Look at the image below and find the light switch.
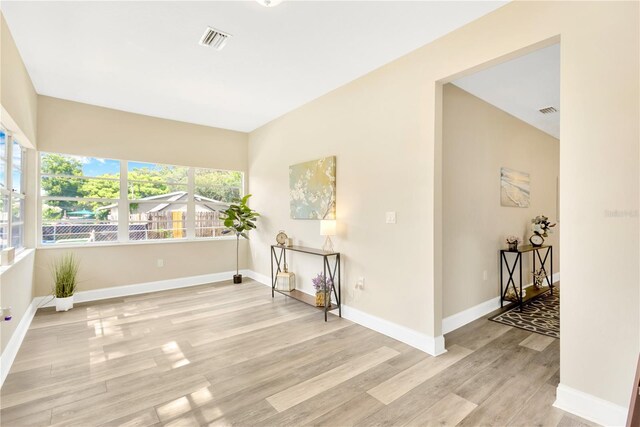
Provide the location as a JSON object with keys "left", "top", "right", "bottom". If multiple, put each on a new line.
{"left": 386, "top": 211, "right": 397, "bottom": 224}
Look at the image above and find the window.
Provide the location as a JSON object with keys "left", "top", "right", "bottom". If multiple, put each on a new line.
{"left": 39, "top": 152, "right": 244, "bottom": 245}
{"left": 40, "top": 153, "right": 120, "bottom": 244}
{"left": 127, "top": 161, "right": 188, "bottom": 241}
{"left": 1, "top": 129, "right": 27, "bottom": 251}
{"left": 194, "top": 169, "right": 242, "bottom": 237}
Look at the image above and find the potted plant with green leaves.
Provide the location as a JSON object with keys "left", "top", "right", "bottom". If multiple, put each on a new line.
{"left": 221, "top": 194, "right": 260, "bottom": 284}
{"left": 52, "top": 253, "right": 79, "bottom": 311}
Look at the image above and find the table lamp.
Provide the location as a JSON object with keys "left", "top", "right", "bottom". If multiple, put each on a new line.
{"left": 320, "top": 219, "right": 336, "bottom": 252}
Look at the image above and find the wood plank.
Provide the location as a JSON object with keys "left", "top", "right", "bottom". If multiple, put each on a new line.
{"left": 308, "top": 393, "right": 385, "bottom": 427}
{"left": 507, "top": 383, "right": 566, "bottom": 427}
{"left": 98, "top": 408, "right": 160, "bottom": 427}
{"left": 367, "top": 344, "right": 472, "bottom": 405}
{"left": 0, "top": 381, "right": 107, "bottom": 423}
{"left": 266, "top": 346, "right": 400, "bottom": 412}
{"left": 260, "top": 349, "right": 428, "bottom": 427}
{"left": 457, "top": 355, "right": 558, "bottom": 426}
{"left": 2, "top": 408, "right": 52, "bottom": 427}
{"left": 404, "top": 392, "right": 477, "bottom": 427}
{"left": 519, "top": 333, "right": 556, "bottom": 352}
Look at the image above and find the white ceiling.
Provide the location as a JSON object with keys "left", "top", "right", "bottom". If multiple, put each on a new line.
{"left": 453, "top": 43, "right": 560, "bottom": 138}
{"left": 1, "top": 1, "right": 507, "bottom": 132}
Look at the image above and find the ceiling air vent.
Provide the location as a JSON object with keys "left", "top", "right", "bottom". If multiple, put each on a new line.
{"left": 539, "top": 106, "right": 558, "bottom": 114}
{"left": 199, "top": 27, "right": 232, "bottom": 50}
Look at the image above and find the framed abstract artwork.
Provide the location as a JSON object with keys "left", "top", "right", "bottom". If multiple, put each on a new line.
{"left": 500, "top": 167, "right": 530, "bottom": 208}
{"left": 289, "top": 156, "right": 336, "bottom": 219}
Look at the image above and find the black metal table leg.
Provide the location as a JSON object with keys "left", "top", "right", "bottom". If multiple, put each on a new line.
{"left": 519, "top": 253, "right": 523, "bottom": 312}
{"left": 500, "top": 252, "right": 504, "bottom": 308}
{"left": 323, "top": 256, "right": 328, "bottom": 322}
{"left": 550, "top": 246, "right": 553, "bottom": 295}
{"left": 338, "top": 254, "right": 342, "bottom": 317}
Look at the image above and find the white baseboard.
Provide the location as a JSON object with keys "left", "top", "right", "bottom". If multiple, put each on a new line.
{"left": 442, "top": 296, "right": 501, "bottom": 335}
{"left": 0, "top": 298, "right": 39, "bottom": 388}
{"left": 341, "top": 305, "right": 447, "bottom": 356}
{"left": 442, "top": 272, "right": 561, "bottom": 335}
{"left": 36, "top": 270, "right": 241, "bottom": 308}
{"left": 554, "top": 383, "right": 627, "bottom": 426}
{"left": 244, "top": 270, "right": 446, "bottom": 356}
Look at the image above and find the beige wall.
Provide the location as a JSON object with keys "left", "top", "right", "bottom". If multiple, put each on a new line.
{"left": 249, "top": 1, "right": 639, "bottom": 409}
{"left": 0, "top": 12, "right": 37, "bottom": 356}
{"left": 443, "top": 84, "right": 560, "bottom": 318}
{"left": 34, "top": 240, "right": 247, "bottom": 296}
{"left": 249, "top": 60, "right": 432, "bottom": 331}
{"left": 0, "top": 251, "right": 35, "bottom": 354}
{"left": 34, "top": 96, "right": 249, "bottom": 296}
{"left": 1, "top": 13, "right": 37, "bottom": 147}
{"left": 37, "top": 96, "right": 247, "bottom": 170}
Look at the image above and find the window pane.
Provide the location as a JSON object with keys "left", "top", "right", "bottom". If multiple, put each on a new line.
{"left": 194, "top": 169, "right": 243, "bottom": 203}
{"left": 40, "top": 152, "right": 120, "bottom": 178}
{"left": 0, "top": 130, "right": 5, "bottom": 159}
{"left": 11, "top": 197, "right": 23, "bottom": 222}
{"left": 127, "top": 161, "right": 188, "bottom": 200}
{"left": 127, "top": 182, "right": 187, "bottom": 200}
{"left": 0, "top": 163, "right": 5, "bottom": 189}
{"left": 195, "top": 203, "right": 229, "bottom": 238}
{"left": 11, "top": 223, "right": 23, "bottom": 249}
{"left": 0, "top": 131, "right": 6, "bottom": 189}
{"left": 41, "top": 176, "right": 120, "bottom": 199}
{"left": 11, "top": 198, "right": 24, "bottom": 250}
{"left": 12, "top": 141, "right": 25, "bottom": 194}
{"left": 41, "top": 200, "right": 118, "bottom": 245}
{"left": 0, "top": 195, "right": 7, "bottom": 249}
{"left": 129, "top": 202, "right": 186, "bottom": 241}
{"left": 128, "top": 161, "right": 188, "bottom": 184}
{"left": 12, "top": 140, "right": 22, "bottom": 169}
{"left": 11, "top": 167, "right": 22, "bottom": 194}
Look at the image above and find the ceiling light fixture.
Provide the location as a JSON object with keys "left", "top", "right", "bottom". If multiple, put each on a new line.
{"left": 256, "top": 0, "right": 284, "bottom": 7}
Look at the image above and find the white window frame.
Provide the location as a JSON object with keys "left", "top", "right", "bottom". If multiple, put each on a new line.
{"left": 1, "top": 128, "right": 27, "bottom": 252}
{"left": 37, "top": 152, "right": 244, "bottom": 248}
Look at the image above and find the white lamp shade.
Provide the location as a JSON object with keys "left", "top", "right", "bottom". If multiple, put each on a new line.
{"left": 320, "top": 220, "right": 336, "bottom": 236}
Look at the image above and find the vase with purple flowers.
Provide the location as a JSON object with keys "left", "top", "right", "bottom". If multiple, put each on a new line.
{"left": 312, "top": 273, "right": 333, "bottom": 307}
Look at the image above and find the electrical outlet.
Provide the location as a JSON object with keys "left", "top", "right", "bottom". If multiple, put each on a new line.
{"left": 483, "top": 270, "right": 488, "bottom": 281}
{"left": 157, "top": 259, "right": 164, "bottom": 268}
{"left": 356, "top": 277, "right": 365, "bottom": 289}
{"left": 385, "top": 212, "right": 397, "bottom": 224}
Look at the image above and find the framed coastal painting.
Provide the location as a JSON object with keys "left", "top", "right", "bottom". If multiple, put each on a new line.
{"left": 500, "top": 167, "right": 530, "bottom": 208}
{"left": 289, "top": 156, "right": 336, "bottom": 219}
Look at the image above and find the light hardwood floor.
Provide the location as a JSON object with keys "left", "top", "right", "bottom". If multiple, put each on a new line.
{"left": 1, "top": 279, "right": 595, "bottom": 427}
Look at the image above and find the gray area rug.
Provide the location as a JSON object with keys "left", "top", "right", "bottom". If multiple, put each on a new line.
{"left": 490, "top": 288, "right": 559, "bottom": 338}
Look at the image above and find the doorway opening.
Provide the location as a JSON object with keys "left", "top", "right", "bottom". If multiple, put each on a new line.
{"left": 439, "top": 42, "right": 561, "bottom": 343}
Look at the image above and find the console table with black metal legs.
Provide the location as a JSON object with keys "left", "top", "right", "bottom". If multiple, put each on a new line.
{"left": 270, "top": 245, "right": 341, "bottom": 321}
{"left": 500, "top": 244, "right": 554, "bottom": 311}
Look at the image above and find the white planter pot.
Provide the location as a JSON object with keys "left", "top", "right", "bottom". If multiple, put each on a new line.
{"left": 55, "top": 296, "right": 74, "bottom": 312}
